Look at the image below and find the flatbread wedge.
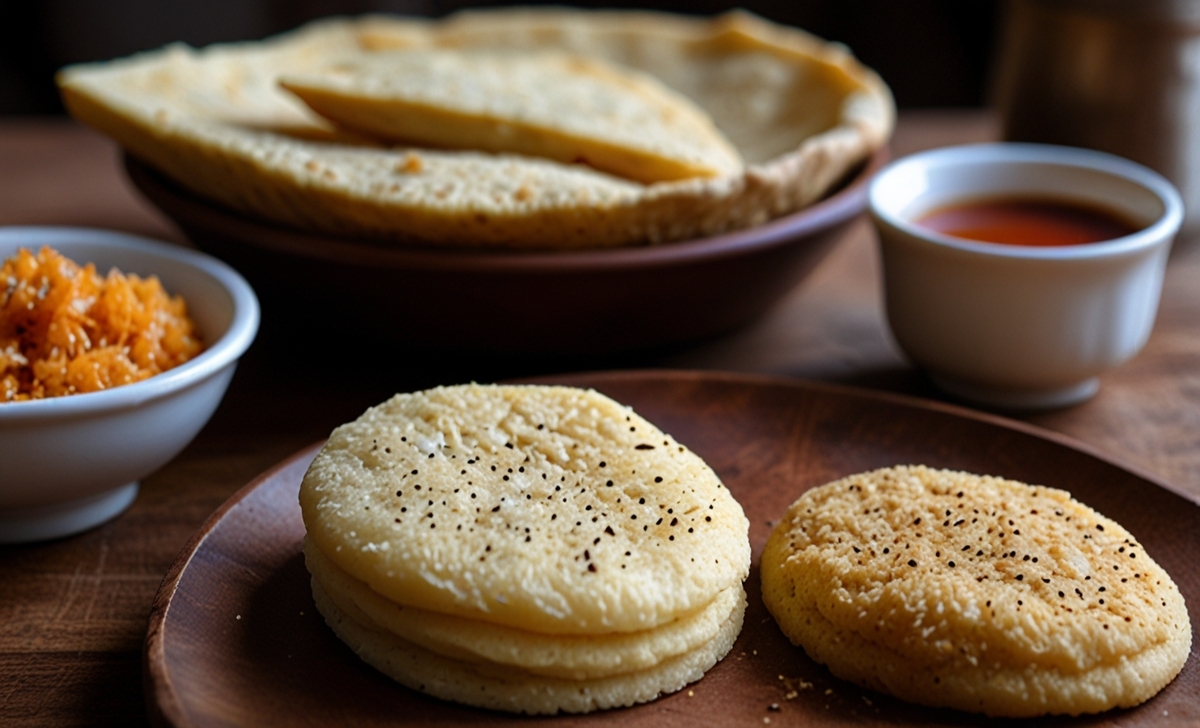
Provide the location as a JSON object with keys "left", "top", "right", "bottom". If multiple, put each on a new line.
{"left": 280, "top": 50, "right": 744, "bottom": 184}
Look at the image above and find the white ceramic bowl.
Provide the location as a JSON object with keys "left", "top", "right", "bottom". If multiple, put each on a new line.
{"left": 869, "top": 143, "right": 1182, "bottom": 410}
{"left": 0, "top": 227, "right": 259, "bottom": 543}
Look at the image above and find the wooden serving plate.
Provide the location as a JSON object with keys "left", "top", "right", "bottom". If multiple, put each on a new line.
{"left": 145, "top": 371, "right": 1199, "bottom": 727}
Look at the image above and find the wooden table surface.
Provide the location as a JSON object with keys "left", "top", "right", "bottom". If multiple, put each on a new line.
{"left": 1, "top": 111, "right": 1198, "bottom": 726}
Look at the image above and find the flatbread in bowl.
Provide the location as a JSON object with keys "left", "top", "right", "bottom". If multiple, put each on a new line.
{"left": 57, "top": 8, "right": 893, "bottom": 250}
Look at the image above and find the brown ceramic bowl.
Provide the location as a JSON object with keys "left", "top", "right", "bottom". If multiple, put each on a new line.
{"left": 125, "top": 150, "right": 885, "bottom": 357}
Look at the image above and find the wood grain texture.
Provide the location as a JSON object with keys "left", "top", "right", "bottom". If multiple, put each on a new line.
{"left": 1, "top": 111, "right": 1198, "bottom": 726}
{"left": 146, "top": 372, "right": 1199, "bottom": 727}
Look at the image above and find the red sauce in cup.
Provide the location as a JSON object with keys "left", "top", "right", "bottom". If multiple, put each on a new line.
{"left": 916, "top": 196, "right": 1142, "bottom": 246}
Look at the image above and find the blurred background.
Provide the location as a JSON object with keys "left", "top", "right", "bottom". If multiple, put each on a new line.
{"left": 0, "top": 0, "right": 1000, "bottom": 114}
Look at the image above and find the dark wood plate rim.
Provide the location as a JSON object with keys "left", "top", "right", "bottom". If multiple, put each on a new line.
{"left": 143, "top": 437, "right": 325, "bottom": 728}
{"left": 143, "top": 370, "right": 1198, "bottom": 727}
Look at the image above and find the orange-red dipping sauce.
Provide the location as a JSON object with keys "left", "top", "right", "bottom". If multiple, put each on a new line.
{"left": 916, "top": 196, "right": 1142, "bottom": 247}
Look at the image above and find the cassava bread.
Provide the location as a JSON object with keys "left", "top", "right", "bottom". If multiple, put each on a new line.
{"left": 279, "top": 49, "right": 744, "bottom": 184}
{"left": 299, "top": 384, "right": 751, "bottom": 713}
{"left": 57, "top": 9, "right": 893, "bottom": 249}
{"left": 761, "top": 465, "right": 1191, "bottom": 718}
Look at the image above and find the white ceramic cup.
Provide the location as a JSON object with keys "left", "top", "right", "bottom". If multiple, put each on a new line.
{"left": 869, "top": 143, "right": 1182, "bottom": 410}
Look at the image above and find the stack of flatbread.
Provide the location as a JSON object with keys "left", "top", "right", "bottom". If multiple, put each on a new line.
{"left": 57, "top": 9, "right": 893, "bottom": 249}
{"left": 299, "top": 384, "right": 751, "bottom": 713}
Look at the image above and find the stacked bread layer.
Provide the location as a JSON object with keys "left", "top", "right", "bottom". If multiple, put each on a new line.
{"left": 300, "top": 384, "right": 751, "bottom": 713}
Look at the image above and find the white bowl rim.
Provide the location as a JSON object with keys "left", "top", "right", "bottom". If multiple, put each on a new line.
{"left": 0, "top": 226, "right": 259, "bottom": 419}
{"left": 868, "top": 142, "right": 1184, "bottom": 260}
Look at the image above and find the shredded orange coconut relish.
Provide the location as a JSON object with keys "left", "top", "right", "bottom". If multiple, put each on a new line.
{"left": 1, "top": 246, "right": 203, "bottom": 402}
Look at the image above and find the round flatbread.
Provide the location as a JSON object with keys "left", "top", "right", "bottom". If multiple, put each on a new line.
{"left": 311, "top": 575, "right": 745, "bottom": 714}
{"left": 761, "top": 465, "right": 1191, "bottom": 717}
{"left": 300, "top": 384, "right": 751, "bottom": 634}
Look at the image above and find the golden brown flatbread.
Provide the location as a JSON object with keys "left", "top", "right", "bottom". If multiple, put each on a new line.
{"left": 762, "top": 465, "right": 1192, "bottom": 717}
